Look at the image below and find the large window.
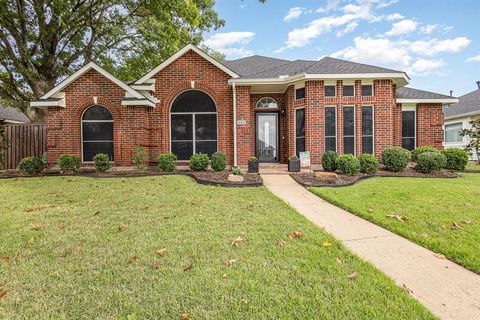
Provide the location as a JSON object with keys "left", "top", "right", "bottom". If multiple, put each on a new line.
{"left": 171, "top": 90, "right": 217, "bottom": 160}
{"left": 324, "top": 85, "right": 336, "bottom": 97}
{"left": 325, "top": 106, "right": 336, "bottom": 152}
{"left": 361, "top": 85, "right": 373, "bottom": 96}
{"left": 402, "top": 110, "right": 416, "bottom": 150}
{"left": 295, "top": 108, "right": 305, "bottom": 157}
{"left": 256, "top": 97, "right": 278, "bottom": 109}
{"left": 445, "top": 122, "right": 463, "bottom": 143}
{"left": 343, "top": 106, "right": 355, "bottom": 155}
{"left": 295, "top": 87, "right": 305, "bottom": 100}
{"left": 362, "top": 106, "right": 374, "bottom": 154}
{"left": 343, "top": 85, "right": 355, "bottom": 97}
{"left": 82, "top": 105, "right": 114, "bottom": 162}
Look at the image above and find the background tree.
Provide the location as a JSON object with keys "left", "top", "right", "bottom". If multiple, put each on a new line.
{"left": 460, "top": 116, "right": 480, "bottom": 165}
{"left": 0, "top": 0, "right": 225, "bottom": 119}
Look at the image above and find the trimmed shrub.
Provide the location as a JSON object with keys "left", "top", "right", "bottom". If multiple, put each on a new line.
{"left": 18, "top": 156, "right": 44, "bottom": 175}
{"left": 157, "top": 153, "right": 176, "bottom": 172}
{"left": 132, "top": 145, "right": 148, "bottom": 170}
{"left": 231, "top": 167, "right": 243, "bottom": 176}
{"left": 57, "top": 154, "right": 80, "bottom": 174}
{"left": 211, "top": 151, "right": 227, "bottom": 171}
{"left": 411, "top": 146, "right": 440, "bottom": 162}
{"left": 189, "top": 153, "right": 209, "bottom": 171}
{"left": 382, "top": 147, "right": 411, "bottom": 172}
{"left": 93, "top": 153, "right": 111, "bottom": 172}
{"left": 415, "top": 152, "right": 447, "bottom": 173}
{"left": 322, "top": 151, "right": 338, "bottom": 172}
{"left": 337, "top": 154, "right": 360, "bottom": 176}
{"left": 441, "top": 147, "right": 469, "bottom": 171}
{"left": 358, "top": 153, "right": 379, "bottom": 174}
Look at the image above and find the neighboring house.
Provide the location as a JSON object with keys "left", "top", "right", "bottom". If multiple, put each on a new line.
{"left": 0, "top": 103, "right": 30, "bottom": 125}
{"left": 443, "top": 82, "right": 480, "bottom": 160}
{"left": 30, "top": 44, "right": 457, "bottom": 167}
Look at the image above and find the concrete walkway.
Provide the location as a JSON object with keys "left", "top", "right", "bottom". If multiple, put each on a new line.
{"left": 262, "top": 174, "right": 480, "bottom": 320}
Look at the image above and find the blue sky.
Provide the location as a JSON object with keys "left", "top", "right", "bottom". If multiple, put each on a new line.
{"left": 204, "top": 0, "right": 480, "bottom": 96}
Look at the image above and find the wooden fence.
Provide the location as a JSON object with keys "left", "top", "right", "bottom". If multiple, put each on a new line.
{"left": 3, "top": 124, "right": 47, "bottom": 170}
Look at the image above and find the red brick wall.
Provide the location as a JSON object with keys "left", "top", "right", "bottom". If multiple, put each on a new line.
{"left": 235, "top": 86, "right": 252, "bottom": 164}
{"left": 417, "top": 104, "right": 444, "bottom": 149}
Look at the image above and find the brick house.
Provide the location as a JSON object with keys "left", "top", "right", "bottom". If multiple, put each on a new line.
{"left": 31, "top": 44, "right": 457, "bottom": 167}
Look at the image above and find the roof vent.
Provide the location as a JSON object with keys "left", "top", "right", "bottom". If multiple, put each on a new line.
{"left": 450, "top": 90, "right": 453, "bottom": 97}
{"left": 477, "top": 80, "right": 480, "bottom": 90}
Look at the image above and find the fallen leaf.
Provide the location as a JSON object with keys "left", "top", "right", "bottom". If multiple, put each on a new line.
{"left": 156, "top": 248, "right": 167, "bottom": 257}
{"left": 433, "top": 253, "right": 446, "bottom": 260}
{"left": 231, "top": 236, "right": 244, "bottom": 247}
{"left": 223, "top": 259, "right": 236, "bottom": 267}
{"left": 1, "top": 256, "right": 9, "bottom": 264}
{"left": 87, "top": 199, "right": 94, "bottom": 204}
{"left": 28, "top": 237, "right": 35, "bottom": 243}
{"left": 276, "top": 239, "right": 286, "bottom": 247}
{"left": 181, "top": 313, "right": 191, "bottom": 320}
{"left": 464, "top": 220, "right": 472, "bottom": 225}
{"left": 347, "top": 272, "right": 358, "bottom": 280}
{"left": 183, "top": 263, "right": 193, "bottom": 271}
{"left": 451, "top": 222, "right": 463, "bottom": 230}
{"left": 93, "top": 211, "right": 100, "bottom": 216}
{"left": 128, "top": 256, "right": 137, "bottom": 263}
{"left": 29, "top": 225, "right": 42, "bottom": 231}
{"left": 118, "top": 224, "right": 128, "bottom": 232}
{"left": 386, "top": 214, "right": 408, "bottom": 222}
{"left": 322, "top": 241, "right": 334, "bottom": 247}
{"left": 222, "top": 273, "right": 227, "bottom": 279}
{"left": 152, "top": 262, "right": 162, "bottom": 269}
{"left": 288, "top": 231, "right": 304, "bottom": 239}
{"left": 402, "top": 284, "right": 413, "bottom": 294}
{"left": 367, "top": 208, "right": 373, "bottom": 213}
{"left": 336, "top": 257, "right": 343, "bottom": 264}
{"left": 0, "top": 289, "right": 9, "bottom": 301}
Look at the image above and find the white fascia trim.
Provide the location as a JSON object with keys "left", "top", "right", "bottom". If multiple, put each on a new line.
{"left": 135, "top": 44, "right": 239, "bottom": 84}
{"left": 40, "top": 62, "right": 144, "bottom": 100}
{"left": 121, "top": 99, "right": 155, "bottom": 107}
{"left": 397, "top": 98, "right": 459, "bottom": 104}
{"left": 130, "top": 83, "right": 155, "bottom": 91}
{"left": 30, "top": 98, "right": 66, "bottom": 108}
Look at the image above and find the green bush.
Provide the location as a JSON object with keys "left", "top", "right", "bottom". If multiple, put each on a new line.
{"left": 211, "top": 151, "right": 227, "bottom": 171}
{"left": 415, "top": 152, "right": 447, "bottom": 173}
{"left": 441, "top": 148, "right": 469, "bottom": 171}
{"left": 18, "top": 156, "right": 44, "bottom": 175}
{"left": 57, "top": 154, "right": 80, "bottom": 174}
{"left": 93, "top": 153, "right": 111, "bottom": 172}
{"left": 382, "top": 147, "right": 411, "bottom": 172}
{"left": 157, "top": 153, "right": 177, "bottom": 172}
{"left": 337, "top": 154, "right": 360, "bottom": 176}
{"left": 411, "top": 146, "right": 440, "bottom": 162}
{"left": 358, "top": 153, "right": 379, "bottom": 174}
{"left": 231, "top": 167, "right": 243, "bottom": 176}
{"left": 132, "top": 145, "right": 148, "bottom": 170}
{"left": 322, "top": 151, "right": 338, "bottom": 172}
{"left": 189, "top": 153, "right": 209, "bottom": 171}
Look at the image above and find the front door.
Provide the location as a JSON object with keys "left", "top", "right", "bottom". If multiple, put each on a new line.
{"left": 256, "top": 113, "right": 279, "bottom": 162}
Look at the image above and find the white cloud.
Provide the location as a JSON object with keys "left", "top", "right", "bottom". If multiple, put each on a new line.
{"left": 203, "top": 32, "right": 255, "bottom": 59}
{"left": 407, "top": 37, "right": 471, "bottom": 56}
{"left": 420, "top": 24, "right": 437, "bottom": 34}
{"left": 408, "top": 58, "right": 446, "bottom": 75}
{"left": 337, "top": 22, "right": 359, "bottom": 37}
{"left": 317, "top": 0, "right": 340, "bottom": 13}
{"left": 385, "top": 19, "right": 417, "bottom": 36}
{"left": 467, "top": 54, "right": 480, "bottom": 63}
{"left": 386, "top": 13, "right": 404, "bottom": 20}
{"left": 284, "top": 7, "right": 304, "bottom": 22}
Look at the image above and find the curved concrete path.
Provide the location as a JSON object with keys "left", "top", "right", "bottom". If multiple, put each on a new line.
{"left": 262, "top": 174, "right": 480, "bottom": 320}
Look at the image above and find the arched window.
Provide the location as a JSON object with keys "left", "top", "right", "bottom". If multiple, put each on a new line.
{"left": 171, "top": 90, "right": 217, "bottom": 160}
{"left": 82, "top": 105, "right": 114, "bottom": 161}
{"left": 256, "top": 97, "right": 278, "bottom": 109}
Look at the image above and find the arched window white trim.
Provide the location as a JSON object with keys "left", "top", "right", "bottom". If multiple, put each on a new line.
{"left": 256, "top": 97, "right": 278, "bottom": 109}
{"left": 81, "top": 105, "right": 114, "bottom": 162}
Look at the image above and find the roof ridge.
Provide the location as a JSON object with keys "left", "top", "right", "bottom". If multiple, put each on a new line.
{"left": 240, "top": 60, "right": 302, "bottom": 78}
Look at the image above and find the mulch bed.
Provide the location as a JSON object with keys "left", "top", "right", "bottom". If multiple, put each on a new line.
{"left": 0, "top": 168, "right": 263, "bottom": 187}
{"left": 291, "top": 168, "right": 458, "bottom": 187}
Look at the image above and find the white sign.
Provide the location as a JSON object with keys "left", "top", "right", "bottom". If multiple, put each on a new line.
{"left": 237, "top": 119, "right": 247, "bottom": 125}
{"left": 299, "top": 151, "right": 311, "bottom": 167}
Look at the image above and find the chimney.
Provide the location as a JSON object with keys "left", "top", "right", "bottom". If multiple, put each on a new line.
{"left": 450, "top": 90, "right": 453, "bottom": 97}
{"left": 477, "top": 81, "right": 480, "bottom": 90}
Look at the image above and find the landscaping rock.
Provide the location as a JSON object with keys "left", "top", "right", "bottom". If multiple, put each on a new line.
{"left": 227, "top": 174, "right": 244, "bottom": 182}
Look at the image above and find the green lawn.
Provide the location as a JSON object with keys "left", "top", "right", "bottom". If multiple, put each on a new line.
{"left": 466, "top": 161, "right": 480, "bottom": 171}
{"left": 0, "top": 176, "right": 434, "bottom": 319}
{"left": 311, "top": 173, "right": 480, "bottom": 273}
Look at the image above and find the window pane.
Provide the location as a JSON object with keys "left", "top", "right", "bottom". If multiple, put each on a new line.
{"left": 82, "top": 105, "right": 113, "bottom": 120}
{"left": 402, "top": 111, "right": 415, "bottom": 138}
{"left": 325, "top": 85, "right": 336, "bottom": 97}
{"left": 402, "top": 137, "right": 415, "bottom": 151}
{"left": 362, "top": 107, "right": 373, "bottom": 136}
{"left": 344, "top": 137, "right": 355, "bottom": 155}
{"left": 343, "top": 85, "right": 354, "bottom": 97}
{"left": 295, "top": 88, "right": 305, "bottom": 100}
{"left": 196, "top": 141, "right": 217, "bottom": 157}
{"left": 171, "top": 90, "right": 216, "bottom": 113}
{"left": 83, "top": 142, "right": 114, "bottom": 161}
{"left": 195, "top": 114, "right": 217, "bottom": 140}
{"left": 361, "top": 85, "right": 373, "bottom": 96}
{"left": 172, "top": 141, "right": 193, "bottom": 160}
{"left": 325, "top": 107, "right": 336, "bottom": 137}
{"left": 325, "top": 137, "right": 336, "bottom": 152}
{"left": 445, "top": 123, "right": 462, "bottom": 143}
{"left": 343, "top": 107, "right": 355, "bottom": 136}
{"left": 193, "top": 90, "right": 216, "bottom": 112}
{"left": 295, "top": 109, "right": 305, "bottom": 137}
{"left": 362, "top": 137, "right": 373, "bottom": 154}
{"left": 296, "top": 137, "right": 305, "bottom": 157}
{"left": 171, "top": 114, "right": 193, "bottom": 140}
{"left": 82, "top": 122, "right": 113, "bottom": 141}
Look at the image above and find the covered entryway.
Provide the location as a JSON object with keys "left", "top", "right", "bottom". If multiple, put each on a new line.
{"left": 255, "top": 113, "right": 279, "bottom": 162}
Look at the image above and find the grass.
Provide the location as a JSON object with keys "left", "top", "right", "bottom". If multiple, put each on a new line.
{"left": 466, "top": 161, "right": 480, "bottom": 171}
{"left": 311, "top": 173, "right": 480, "bottom": 273}
{"left": 0, "top": 176, "right": 434, "bottom": 319}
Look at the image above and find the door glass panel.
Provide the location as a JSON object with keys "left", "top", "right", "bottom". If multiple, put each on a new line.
{"left": 256, "top": 114, "right": 278, "bottom": 162}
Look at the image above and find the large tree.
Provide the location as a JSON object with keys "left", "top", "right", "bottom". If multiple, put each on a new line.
{"left": 0, "top": 0, "right": 225, "bottom": 118}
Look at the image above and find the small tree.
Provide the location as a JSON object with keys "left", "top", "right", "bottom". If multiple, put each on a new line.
{"left": 460, "top": 116, "right": 480, "bottom": 165}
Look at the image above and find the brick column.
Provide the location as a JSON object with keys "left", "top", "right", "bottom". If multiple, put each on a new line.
{"left": 305, "top": 81, "right": 323, "bottom": 164}
{"left": 235, "top": 85, "right": 252, "bottom": 165}
{"left": 417, "top": 104, "right": 444, "bottom": 149}
{"left": 373, "top": 80, "right": 395, "bottom": 156}
{"left": 284, "top": 85, "right": 295, "bottom": 159}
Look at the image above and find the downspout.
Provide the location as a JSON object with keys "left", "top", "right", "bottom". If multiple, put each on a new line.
{"left": 232, "top": 82, "right": 237, "bottom": 167}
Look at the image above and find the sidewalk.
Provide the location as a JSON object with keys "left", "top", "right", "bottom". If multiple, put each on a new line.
{"left": 262, "top": 174, "right": 480, "bottom": 320}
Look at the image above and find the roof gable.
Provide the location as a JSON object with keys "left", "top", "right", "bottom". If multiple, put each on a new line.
{"left": 135, "top": 44, "right": 239, "bottom": 84}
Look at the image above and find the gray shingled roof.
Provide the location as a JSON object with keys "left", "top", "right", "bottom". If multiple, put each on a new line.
{"left": 396, "top": 87, "right": 453, "bottom": 100}
{"left": 0, "top": 103, "right": 29, "bottom": 123}
{"left": 443, "top": 89, "right": 480, "bottom": 119}
{"left": 224, "top": 55, "right": 405, "bottom": 79}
